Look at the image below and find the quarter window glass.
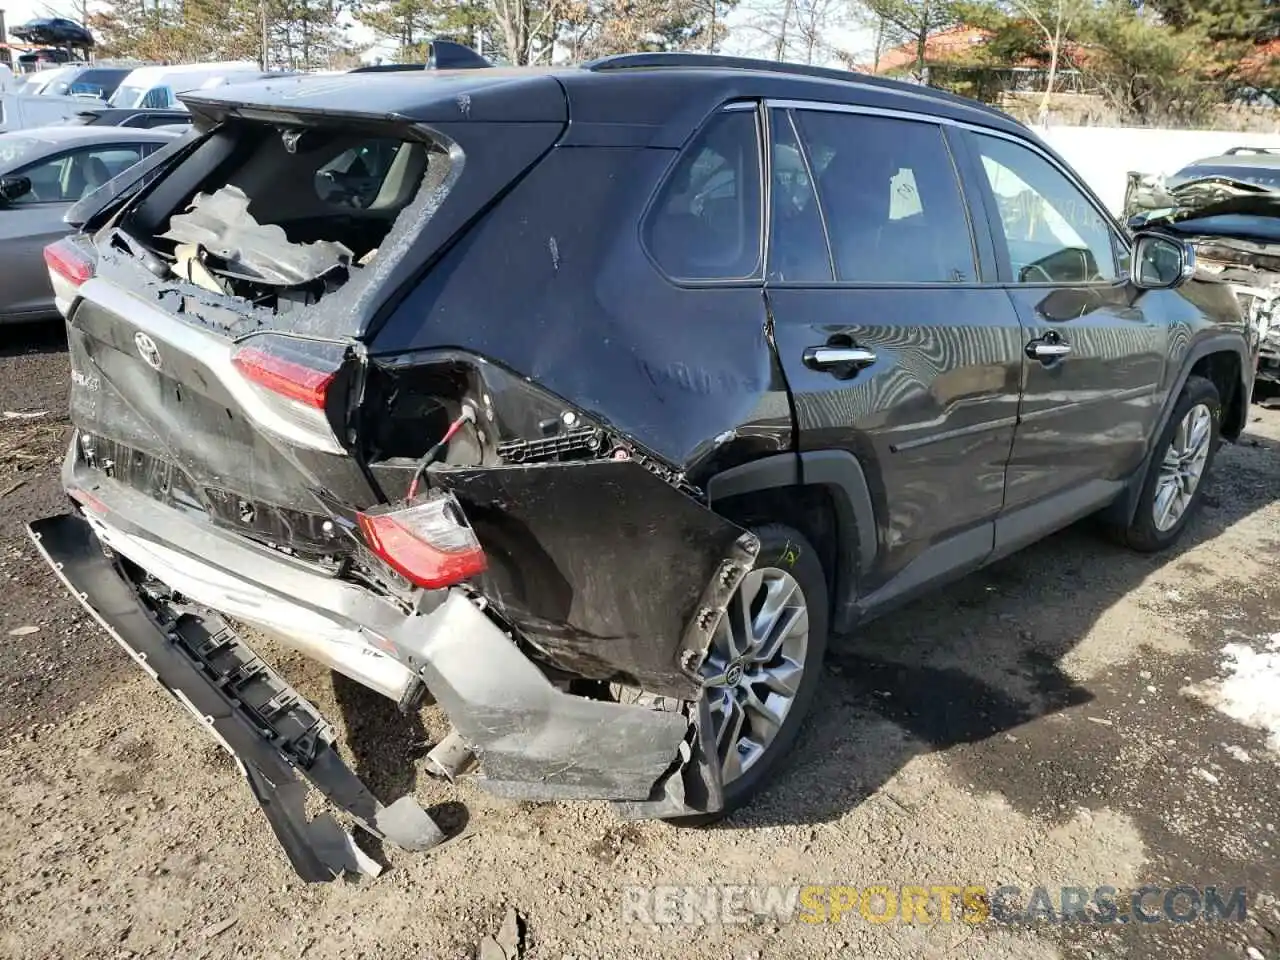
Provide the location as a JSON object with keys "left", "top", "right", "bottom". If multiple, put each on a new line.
{"left": 972, "top": 133, "right": 1119, "bottom": 283}
{"left": 645, "top": 110, "right": 762, "bottom": 280}
{"left": 768, "top": 110, "right": 831, "bottom": 282}
{"left": 794, "top": 111, "right": 976, "bottom": 284}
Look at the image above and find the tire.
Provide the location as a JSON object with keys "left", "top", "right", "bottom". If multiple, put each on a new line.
{"left": 1118, "top": 374, "right": 1221, "bottom": 553}
{"left": 667, "top": 523, "right": 829, "bottom": 823}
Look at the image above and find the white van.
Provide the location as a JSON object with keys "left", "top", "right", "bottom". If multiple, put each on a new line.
{"left": 108, "top": 62, "right": 261, "bottom": 110}
{"left": 0, "top": 91, "right": 88, "bottom": 133}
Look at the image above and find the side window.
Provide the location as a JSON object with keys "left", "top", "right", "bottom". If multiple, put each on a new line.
{"left": 971, "top": 133, "right": 1119, "bottom": 284}
{"left": 141, "top": 86, "right": 172, "bottom": 109}
{"left": 793, "top": 111, "right": 976, "bottom": 284}
{"left": 11, "top": 145, "right": 145, "bottom": 204}
{"left": 644, "top": 109, "right": 762, "bottom": 280}
{"left": 767, "top": 110, "right": 832, "bottom": 282}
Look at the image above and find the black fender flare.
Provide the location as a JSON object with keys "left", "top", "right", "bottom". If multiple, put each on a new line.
{"left": 1104, "top": 332, "right": 1252, "bottom": 528}
{"left": 705, "top": 450, "right": 876, "bottom": 633}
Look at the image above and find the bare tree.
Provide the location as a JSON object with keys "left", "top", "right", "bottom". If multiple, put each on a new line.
{"left": 859, "top": 0, "right": 958, "bottom": 81}
{"left": 1008, "top": 0, "right": 1084, "bottom": 122}
{"left": 737, "top": 0, "right": 846, "bottom": 63}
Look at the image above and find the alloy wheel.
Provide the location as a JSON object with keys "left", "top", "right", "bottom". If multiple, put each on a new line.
{"left": 700, "top": 567, "right": 809, "bottom": 786}
{"left": 1153, "top": 402, "right": 1213, "bottom": 532}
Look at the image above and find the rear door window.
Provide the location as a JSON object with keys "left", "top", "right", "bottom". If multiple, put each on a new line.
{"left": 767, "top": 109, "right": 832, "bottom": 283}
{"left": 644, "top": 109, "right": 763, "bottom": 281}
{"left": 792, "top": 110, "right": 977, "bottom": 284}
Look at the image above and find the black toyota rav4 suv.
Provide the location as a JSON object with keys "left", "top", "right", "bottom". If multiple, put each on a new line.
{"left": 30, "top": 53, "right": 1258, "bottom": 880}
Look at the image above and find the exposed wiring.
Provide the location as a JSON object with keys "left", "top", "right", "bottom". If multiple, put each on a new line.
{"left": 406, "top": 406, "right": 476, "bottom": 500}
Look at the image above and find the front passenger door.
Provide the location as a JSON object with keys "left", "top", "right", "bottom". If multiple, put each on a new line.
{"left": 963, "top": 131, "right": 1168, "bottom": 514}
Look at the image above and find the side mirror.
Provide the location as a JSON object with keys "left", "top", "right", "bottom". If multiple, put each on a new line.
{"left": 0, "top": 175, "right": 32, "bottom": 203}
{"left": 1131, "top": 232, "right": 1195, "bottom": 290}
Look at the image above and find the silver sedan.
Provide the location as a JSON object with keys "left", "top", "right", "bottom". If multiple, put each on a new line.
{"left": 0, "top": 125, "right": 177, "bottom": 324}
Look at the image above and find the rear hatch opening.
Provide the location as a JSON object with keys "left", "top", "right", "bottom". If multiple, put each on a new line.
{"left": 101, "top": 117, "right": 453, "bottom": 325}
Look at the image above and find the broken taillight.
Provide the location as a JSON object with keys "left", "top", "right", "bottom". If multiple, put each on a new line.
{"left": 231, "top": 341, "right": 338, "bottom": 410}
{"left": 230, "top": 333, "right": 347, "bottom": 452}
{"left": 357, "top": 491, "right": 487, "bottom": 589}
{"left": 44, "top": 238, "right": 95, "bottom": 316}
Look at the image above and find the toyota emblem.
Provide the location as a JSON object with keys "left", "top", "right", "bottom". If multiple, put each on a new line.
{"left": 134, "top": 332, "right": 162, "bottom": 371}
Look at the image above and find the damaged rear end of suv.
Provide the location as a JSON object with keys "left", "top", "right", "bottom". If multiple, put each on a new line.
{"left": 29, "top": 67, "right": 781, "bottom": 880}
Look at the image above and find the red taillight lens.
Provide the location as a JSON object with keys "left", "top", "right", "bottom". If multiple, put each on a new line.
{"left": 357, "top": 491, "right": 487, "bottom": 589}
{"left": 231, "top": 344, "right": 337, "bottom": 409}
{"left": 44, "top": 238, "right": 95, "bottom": 287}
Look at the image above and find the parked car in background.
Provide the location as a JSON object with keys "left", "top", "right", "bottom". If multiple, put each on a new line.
{"left": 1125, "top": 146, "right": 1280, "bottom": 398}
{"left": 63, "top": 107, "right": 193, "bottom": 130}
{"left": 10, "top": 17, "right": 94, "bottom": 49}
{"left": 0, "top": 92, "right": 91, "bottom": 132}
{"left": 20, "top": 65, "right": 133, "bottom": 102}
{"left": 108, "top": 62, "right": 261, "bottom": 110}
{"left": 0, "top": 125, "right": 176, "bottom": 323}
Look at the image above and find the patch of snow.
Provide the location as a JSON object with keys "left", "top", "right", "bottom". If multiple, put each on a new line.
{"left": 1192, "top": 767, "right": 1219, "bottom": 785}
{"left": 1224, "top": 744, "right": 1253, "bottom": 764}
{"left": 1192, "top": 634, "right": 1280, "bottom": 754}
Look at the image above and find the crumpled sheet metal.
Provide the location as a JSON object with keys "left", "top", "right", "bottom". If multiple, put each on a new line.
{"left": 161, "top": 184, "right": 352, "bottom": 286}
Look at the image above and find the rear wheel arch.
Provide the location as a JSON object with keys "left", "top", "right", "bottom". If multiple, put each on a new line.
{"left": 704, "top": 450, "right": 875, "bottom": 633}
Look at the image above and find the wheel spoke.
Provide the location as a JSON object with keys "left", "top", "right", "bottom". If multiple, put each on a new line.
{"left": 736, "top": 737, "right": 766, "bottom": 776}
{"left": 742, "top": 686, "right": 786, "bottom": 744}
{"left": 754, "top": 604, "right": 807, "bottom": 664}
{"left": 725, "top": 570, "right": 761, "bottom": 661}
{"left": 755, "top": 656, "right": 804, "bottom": 697}
{"left": 716, "top": 695, "right": 745, "bottom": 756}
{"left": 1154, "top": 479, "right": 1181, "bottom": 530}
{"left": 1187, "top": 408, "right": 1210, "bottom": 456}
{"left": 1172, "top": 416, "right": 1189, "bottom": 457}
{"left": 750, "top": 575, "right": 798, "bottom": 653}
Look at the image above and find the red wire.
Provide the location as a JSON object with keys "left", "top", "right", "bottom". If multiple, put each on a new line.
{"left": 406, "top": 410, "right": 470, "bottom": 500}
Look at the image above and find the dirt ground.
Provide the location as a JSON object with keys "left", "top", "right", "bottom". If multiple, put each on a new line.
{"left": 1, "top": 323, "right": 1278, "bottom": 960}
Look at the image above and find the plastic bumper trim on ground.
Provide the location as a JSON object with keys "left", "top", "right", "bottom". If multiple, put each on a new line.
{"left": 27, "top": 512, "right": 446, "bottom": 882}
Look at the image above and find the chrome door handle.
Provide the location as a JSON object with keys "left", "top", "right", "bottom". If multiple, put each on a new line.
{"left": 1026, "top": 340, "right": 1071, "bottom": 362}
{"left": 803, "top": 346, "right": 878, "bottom": 370}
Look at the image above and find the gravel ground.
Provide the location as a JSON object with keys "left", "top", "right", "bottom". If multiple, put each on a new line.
{"left": 1, "top": 323, "right": 1277, "bottom": 960}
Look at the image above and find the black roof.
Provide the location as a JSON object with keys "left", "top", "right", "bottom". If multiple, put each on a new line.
{"left": 182, "top": 52, "right": 1029, "bottom": 147}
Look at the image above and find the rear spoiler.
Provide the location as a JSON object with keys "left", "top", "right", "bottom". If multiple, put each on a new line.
{"left": 349, "top": 39, "right": 490, "bottom": 72}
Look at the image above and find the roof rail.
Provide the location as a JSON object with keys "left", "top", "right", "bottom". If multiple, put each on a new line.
{"left": 1224, "top": 146, "right": 1280, "bottom": 156}
{"left": 583, "top": 51, "right": 1007, "bottom": 119}
{"left": 584, "top": 52, "right": 867, "bottom": 85}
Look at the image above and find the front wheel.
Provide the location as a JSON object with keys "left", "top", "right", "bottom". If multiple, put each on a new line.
{"left": 1119, "top": 374, "right": 1221, "bottom": 552}
{"left": 668, "top": 523, "right": 829, "bottom": 823}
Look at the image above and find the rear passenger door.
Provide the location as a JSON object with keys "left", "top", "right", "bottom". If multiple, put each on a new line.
{"left": 960, "top": 130, "right": 1167, "bottom": 516}
{"left": 763, "top": 104, "right": 1025, "bottom": 598}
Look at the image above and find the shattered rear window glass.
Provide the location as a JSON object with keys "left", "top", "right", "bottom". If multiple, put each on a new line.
{"left": 135, "top": 123, "right": 442, "bottom": 317}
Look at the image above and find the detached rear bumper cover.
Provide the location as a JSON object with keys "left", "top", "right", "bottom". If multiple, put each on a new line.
{"left": 33, "top": 461, "right": 699, "bottom": 872}
{"left": 29, "top": 512, "right": 443, "bottom": 881}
